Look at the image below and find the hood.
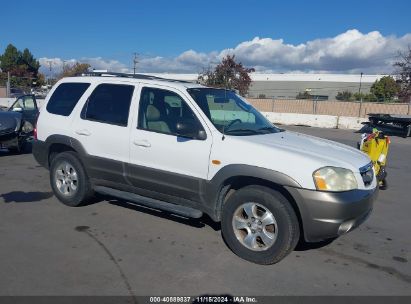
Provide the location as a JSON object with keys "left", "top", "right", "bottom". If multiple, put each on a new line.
{"left": 0, "top": 111, "right": 22, "bottom": 131}
{"left": 234, "top": 130, "right": 370, "bottom": 173}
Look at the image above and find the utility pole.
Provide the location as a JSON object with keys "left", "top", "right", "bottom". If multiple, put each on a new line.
{"left": 6, "top": 71, "right": 10, "bottom": 98}
{"left": 133, "top": 53, "right": 138, "bottom": 75}
{"left": 47, "top": 61, "right": 53, "bottom": 86}
{"left": 358, "top": 72, "right": 363, "bottom": 94}
{"left": 358, "top": 72, "right": 364, "bottom": 117}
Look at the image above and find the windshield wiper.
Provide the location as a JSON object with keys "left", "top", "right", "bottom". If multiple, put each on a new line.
{"left": 257, "top": 126, "right": 285, "bottom": 133}
{"left": 224, "top": 128, "right": 261, "bottom": 134}
{"left": 257, "top": 126, "right": 275, "bottom": 131}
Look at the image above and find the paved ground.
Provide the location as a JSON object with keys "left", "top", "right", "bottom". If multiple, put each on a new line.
{"left": 0, "top": 126, "right": 410, "bottom": 296}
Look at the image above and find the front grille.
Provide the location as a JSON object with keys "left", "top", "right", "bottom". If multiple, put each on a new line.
{"left": 360, "top": 162, "right": 374, "bottom": 186}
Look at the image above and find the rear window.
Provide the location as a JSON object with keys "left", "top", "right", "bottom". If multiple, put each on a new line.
{"left": 46, "top": 83, "right": 90, "bottom": 116}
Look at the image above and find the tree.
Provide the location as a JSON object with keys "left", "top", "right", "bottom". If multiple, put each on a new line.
{"left": 57, "top": 62, "right": 91, "bottom": 80}
{"left": 370, "top": 76, "right": 400, "bottom": 101}
{"left": 0, "top": 44, "right": 21, "bottom": 72}
{"left": 198, "top": 55, "right": 255, "bottom": 96}
{"left": 394, "top": 47, "right": 411, "bottom": 101}
{"left": 336, "top": 91, "right": 353, "bottom": 101}
{"left": 0, "top": 44, "right": 42, "bottom": 89}
{"left": 353, "top": 92, "right": 377, "bottom": 102}
{"left": 296, "top": 91, "right": 311, "bottom": 99}
{"left": 20, "top": 48, "right": 40, "bottom": 73}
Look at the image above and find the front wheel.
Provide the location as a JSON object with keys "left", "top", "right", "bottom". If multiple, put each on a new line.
{"left": 50, "top": 151, "right": 93, "bottom": 206}
{"left": 221, "top": 185, "right": 300, "bottom": 264}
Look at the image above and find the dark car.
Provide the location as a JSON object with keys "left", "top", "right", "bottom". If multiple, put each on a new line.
{"left": 0, "top": 95, "right": 38, "bottom": 152}
{"left": 9, "top": 88, "right": 27, "bottom": 98}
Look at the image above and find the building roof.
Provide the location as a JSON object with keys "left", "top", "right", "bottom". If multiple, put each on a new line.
{"left": 249, "top": 73, "right": 386, "bottom": 83}
{"left": 140, "top": 73, "right": 387, "bottom": 83}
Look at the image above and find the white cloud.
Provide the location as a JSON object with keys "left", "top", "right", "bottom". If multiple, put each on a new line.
{"left": 39, "top": 29, "right": 411, "bottom": 75}
{"left": 39, "top": 57, "right": 129, "bottom": 76}
{"left": 220, "top": 30, "right": 411, "bottom": 73}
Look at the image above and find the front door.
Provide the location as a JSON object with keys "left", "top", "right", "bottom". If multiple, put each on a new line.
{"left": 9, "top": 95, "right": 38, "bottom": 125}
{"left": 128, "top": 85, "right": 212, "bottom": 202}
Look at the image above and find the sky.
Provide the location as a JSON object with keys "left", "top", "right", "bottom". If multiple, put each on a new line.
{"left": 1, "top": 0, "right": 410, "bottom": 75}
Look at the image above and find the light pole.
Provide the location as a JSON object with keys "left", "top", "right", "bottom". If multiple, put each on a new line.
{"left": 358, "top": 72, "right": 363, "bottom": 94}
{"left": 358, "top": 72, "right": 364, "bottom": 117}
{"left": 7, "top": 71, "right": 10, "bottom": 98}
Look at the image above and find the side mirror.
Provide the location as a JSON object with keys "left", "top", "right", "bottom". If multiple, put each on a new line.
{"left": 13, "top": 107, "right": 23, "bottom": 112}
{"left": 176, "top": 122, "right": 207, "bottom": 140}
{"left": 197, "top": 130, "right": 207, "bottom": 140}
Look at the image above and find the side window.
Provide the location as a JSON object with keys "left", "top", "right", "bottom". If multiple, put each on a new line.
{"left": 10, "top": 96, "right": 35, "bottom": 112}
{"left": 10, "top": 97, "right": 25, "bottom": 111}
{"left": 47, "top": 83, "right": 90, "bottom": 116}
{"left": 137, "top": 87, "right": 203, "bottom": 136}
{"left": 23, "top": 96, "right": 36, "bottom": 110}
{"left": 81, "top": 84, "right": 134, "bottom": 127}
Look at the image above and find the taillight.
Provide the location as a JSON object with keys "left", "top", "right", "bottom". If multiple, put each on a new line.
{"left": 33, "top": 111, "right": 40, "bottom": 140}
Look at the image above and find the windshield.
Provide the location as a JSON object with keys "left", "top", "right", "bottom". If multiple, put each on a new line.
{"left": 187, "top": 88, "right": 281, "bottom": 136}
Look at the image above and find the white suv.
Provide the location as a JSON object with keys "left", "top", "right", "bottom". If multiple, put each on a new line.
{"left": 33, "top": 72, "right": 377, "bottom": 264}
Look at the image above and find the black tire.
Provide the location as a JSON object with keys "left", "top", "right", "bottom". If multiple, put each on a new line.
{"left": 379, "top": 178, "right": 388, "bottom": 190}
{"left": 49, "top": 151, "right": 94, "bottom": 207}
{"left": 221, "top": 185, "right": 300, "bottom": 265}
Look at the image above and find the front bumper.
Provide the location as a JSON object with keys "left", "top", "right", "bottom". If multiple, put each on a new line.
{"left": 286, "top": 186, "right": 378, "bottom": 242}
{"left": 0, "top": 131, "right": 19, "bottom": 148}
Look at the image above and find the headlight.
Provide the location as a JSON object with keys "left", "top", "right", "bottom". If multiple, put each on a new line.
{"left": 313, "top": 167, "right": 358, "bottom": 192}
{"left": 14, "top": 118, "right": 21, "bottom": 132}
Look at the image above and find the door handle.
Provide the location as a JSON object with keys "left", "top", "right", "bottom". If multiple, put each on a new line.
{"left": 133, "top": 139, "right": 151, "bottom": 147}
{"left": 75, "top": 129, "right": 91, "bottom": 136}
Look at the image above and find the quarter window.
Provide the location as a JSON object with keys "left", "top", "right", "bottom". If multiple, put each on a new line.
{"left": 81, "top": 84, "right": 134, "bottom": 126}
{"left": 46, "top": 83, "right": 90, "bottom": 116}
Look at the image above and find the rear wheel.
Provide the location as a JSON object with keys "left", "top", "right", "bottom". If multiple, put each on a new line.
{"left": 221, "top": 185, "right": 300, "bottom": 264}
{"left": 50, "top": 151, "right": 93, "bottom": 206}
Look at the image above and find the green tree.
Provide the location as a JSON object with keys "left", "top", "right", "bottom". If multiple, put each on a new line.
{"left": 394, "top": 47, "right": 411, "bottom": 101}
{"left": 353, "top": 92, "right": 377, "bottom": 102}
{"left": 57, "top": 62, "right": 91, "bottom": 80}
{"left": 296, "top": 91, "right": 311, "bottom": 99}
{"left": 335, "top": 91, "right": 353, "bottom": 101}
{"left": 0, "top": 44, "right": 21, "bottom": 72}
{"left": 20, "top": 48, "right": 40, "bottom": 73}
{"left": 198, "top": 55, "right": 255, "bottom": 96}
{"left": 370, "top": 76, "right": 400, "bottom": 101}
{"left": 0, "top": 44, "right": 42, "bottom": 89}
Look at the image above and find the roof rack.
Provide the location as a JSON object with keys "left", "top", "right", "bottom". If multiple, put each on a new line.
{"left": 77, "top": 71, "right": 193, "bottom": 83}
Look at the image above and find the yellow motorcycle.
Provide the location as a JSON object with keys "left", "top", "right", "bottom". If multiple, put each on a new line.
{"left": 359, "top": 128, "right": 390, "bottom": 189}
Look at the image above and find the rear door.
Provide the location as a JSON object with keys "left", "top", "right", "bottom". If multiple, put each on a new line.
{"left": 71, "top": 82, "right": 137, "bottom": 183}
